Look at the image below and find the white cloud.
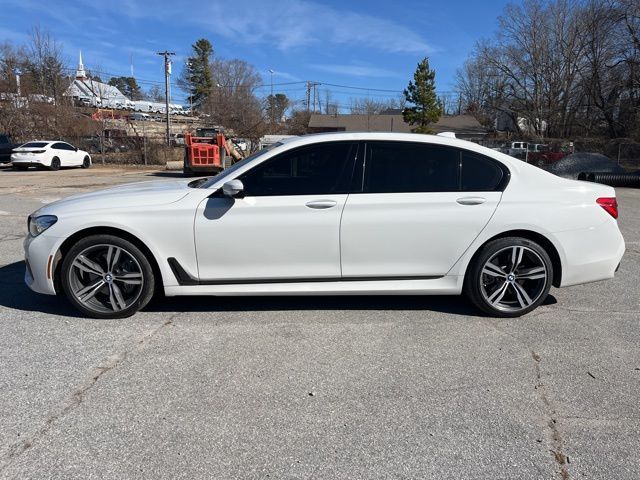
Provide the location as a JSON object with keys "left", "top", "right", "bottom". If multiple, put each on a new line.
{"left": 271, "top": 70, "right": 302, "bottom": 81}
{"left": 199, "top": 0, "right": 433, "bottom": 54}
{"left": 72, "top": 0, "right": 433, "bottom": 55}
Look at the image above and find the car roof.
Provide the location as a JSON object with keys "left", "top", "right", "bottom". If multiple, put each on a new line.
{"left": 282, "top": 131, "right": 494, "bottom": 154}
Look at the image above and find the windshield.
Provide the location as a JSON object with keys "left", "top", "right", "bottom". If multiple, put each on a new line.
{"left": 20, "top": 142, "right": 48, "bottom": 148}
{"left": 198, "top": 143, "right": 282, "bottom": 188}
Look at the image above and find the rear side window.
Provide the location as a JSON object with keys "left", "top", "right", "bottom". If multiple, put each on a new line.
{"left": 461, "top": 152, "right": 505, "bottom": 191}
{"left": 363, "top": 142, "right": 459, "bottom": 193}
{"left": 240, "top": 142, "right": 356, "bottom": 196}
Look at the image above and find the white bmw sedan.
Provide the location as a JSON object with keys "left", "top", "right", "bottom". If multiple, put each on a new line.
{"left": 23, "top": 133, "right": 625, "bottom": 319}
{"left": 11, "top": 141, "right": 92, "bottom": 170}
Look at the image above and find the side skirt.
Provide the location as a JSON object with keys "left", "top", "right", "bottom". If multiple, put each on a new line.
{"left": 165, "top": 258, "right": 463, "bottom": 295}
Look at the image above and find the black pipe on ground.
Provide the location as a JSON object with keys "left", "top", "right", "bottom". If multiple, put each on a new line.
{"left": 578, "top": 172, "right": 640, "bottom": 188}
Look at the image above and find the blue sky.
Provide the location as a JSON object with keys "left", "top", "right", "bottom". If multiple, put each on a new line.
{"left": 1, "top": 0, "right": 511, "bottom": 110}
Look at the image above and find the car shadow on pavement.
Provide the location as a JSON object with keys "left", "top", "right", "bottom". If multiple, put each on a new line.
{"left": 0, "top": 261, "right": 83, "bottom": 318}
{"left": 0, "top": 260, "right": 557, "bottom": 318}
{"left": 149, "top": 294, "right": 481, "bottom": 316}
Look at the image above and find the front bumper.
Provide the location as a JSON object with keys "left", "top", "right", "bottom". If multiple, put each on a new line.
{"left": 23, "top": 233, "right": 62, "bottom": 295}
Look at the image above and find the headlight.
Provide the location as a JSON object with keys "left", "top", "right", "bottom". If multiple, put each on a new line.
{"left": 28, "top": 215, "right": 58, "bottom": 237}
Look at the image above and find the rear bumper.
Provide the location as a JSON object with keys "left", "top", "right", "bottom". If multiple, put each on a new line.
{"left": 11, "top": 162, "right": 44, "bottom": 167}
{"left": 556, "top": 219, "right": 625, "bottom": 287}
{"left": 12, "top": 156, "right": 46, "bottom": 166}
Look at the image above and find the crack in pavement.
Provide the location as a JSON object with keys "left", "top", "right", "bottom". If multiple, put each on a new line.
{"left": 0, "top": 316, "right": 176, "bottom": 473}
{"left": 531, "top": 350, "right": 571, "bottom": 480}
{"left": 478, "top": 317, "right": 571, "bottom": 480}
{"left": 0, "top": 234, "right": 24, "bottom": 242}
{"left": 549, "top": 305, "right": 638, "bottom": 315}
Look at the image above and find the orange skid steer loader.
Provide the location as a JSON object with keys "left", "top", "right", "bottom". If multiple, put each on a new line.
{"left": 183, "top": 128, "right": 242, "bottom": 177}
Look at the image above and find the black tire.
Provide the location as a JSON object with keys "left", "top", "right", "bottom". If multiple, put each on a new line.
{"left": 60, "top": 234, "right": 156, "bottom": 319}
{"left": 50, "top": 157, "right": 61, "bottom": 171}
{"left": 82, "top": 156, "right": 91, "bottom": 169}
{"left": 464, "top": 237, "right": 553, "bottom": 317}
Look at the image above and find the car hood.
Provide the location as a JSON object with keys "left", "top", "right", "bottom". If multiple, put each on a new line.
{"left": 35, "top": 180, "right": 194, "bottom": 215}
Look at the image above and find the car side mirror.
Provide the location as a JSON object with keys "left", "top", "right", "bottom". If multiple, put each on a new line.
{"left": 75, "top": 147, "right": 78, "bottom": 151}
{"left": 222, "top": 179, "right": 244, "bottom": 198}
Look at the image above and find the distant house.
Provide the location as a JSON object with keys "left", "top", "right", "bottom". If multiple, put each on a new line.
{"left": 307, "top": 113, "right": 487, "bottom": 140}
{"left": 63, "top": 51, "right": 130, "bottom": 108}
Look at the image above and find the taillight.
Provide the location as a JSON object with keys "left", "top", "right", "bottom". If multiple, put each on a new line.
{"left": 597, "top": 197, "right": 618, "bottom": 219}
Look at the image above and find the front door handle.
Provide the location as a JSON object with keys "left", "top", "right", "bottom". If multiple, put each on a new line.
{"left": 456, "top": 196, "right": 486, "bottom": 206}
{"left": 305, "top": 199, "right": 337, "bottom": 209}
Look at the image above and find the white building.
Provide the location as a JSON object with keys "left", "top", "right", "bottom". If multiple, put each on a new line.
{"left": 64, "top": 52, "right": 131, "bottom": 108}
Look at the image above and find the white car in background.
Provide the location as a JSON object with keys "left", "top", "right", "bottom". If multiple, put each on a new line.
{"left": 23, "top": 132, "right": 625, "bottom": 319}
{"left": 11, "top": 141, "right": 92, "bottom": 171}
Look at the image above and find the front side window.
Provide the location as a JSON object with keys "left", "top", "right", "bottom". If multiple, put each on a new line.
{"left": 240, "top": 142, "right": 356, "bottom": 196}
{"left": 362, "top": 142, "right": 459, "bottom": 193}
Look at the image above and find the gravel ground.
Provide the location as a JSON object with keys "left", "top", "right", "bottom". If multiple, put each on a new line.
{"left": 0, "top": 165, "right": 639, "bottom": 479}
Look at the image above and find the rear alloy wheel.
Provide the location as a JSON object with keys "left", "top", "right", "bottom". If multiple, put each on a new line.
{"left": 50, "top": 157, "right": 61, "bottom": 171}
{"left": 60, "top": 235, "right": 155, "bottom": 319}
{"left": 465, "top": 237, "right": 552, "bottom": 317}
{"left": 82, "top": 156, "right": 91, "bottom": 168}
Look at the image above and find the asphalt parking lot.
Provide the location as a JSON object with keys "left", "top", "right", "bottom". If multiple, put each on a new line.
{"left": 0, "top": 165, "right": 639, "bottom": 479}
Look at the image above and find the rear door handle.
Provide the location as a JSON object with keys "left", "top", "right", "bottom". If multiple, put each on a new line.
{"left": 456, "top": 196, "right": 486, "bottom": 206}
{"left": 305, "top": 199, "right": 337, "bottom": 209}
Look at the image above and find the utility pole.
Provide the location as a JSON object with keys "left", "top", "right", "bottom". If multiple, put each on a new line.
{"left": 157, "top": 51, "right": 175, "bottom": 145}
{"left": 13, "top": 69, "right": 22, "bottom": 97}
{"left": 308, "top": 82, "right": 320, "bottom": 113}
{"left": 268, "top": 69, "right": 274, "bottom": 131}
{"left": 269, "top": 69, "right": 274, "bottom": 98}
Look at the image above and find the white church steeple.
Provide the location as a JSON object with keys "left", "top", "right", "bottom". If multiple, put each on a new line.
{"left": 75, "top": 51, "right": 87, "bottom": 80}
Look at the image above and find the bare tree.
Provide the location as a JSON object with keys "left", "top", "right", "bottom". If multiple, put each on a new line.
{"left": 455, "top": 0, "right": 640, "bottom": 140}
{"left": 25, "top": 26, "right": 67, "bottom": 101}
{"left": 204, "top": 58, "right": 267, "bottom": 142}
{"left": 349, "top": 97, "right": 400, "bottom": 115}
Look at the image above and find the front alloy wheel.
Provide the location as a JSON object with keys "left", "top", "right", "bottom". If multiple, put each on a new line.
{"left": 61, "top": 235, "right": 155, "bottom": 318}
{"left": 466, "top": 237, "right": 552, "bottom": 317}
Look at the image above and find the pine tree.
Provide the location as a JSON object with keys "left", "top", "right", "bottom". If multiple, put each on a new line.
{"left": 402, "top": 58, "right": 442, "bottom": 134}
{"left": 182, "top": 39, "right": 214, "bottom": 110}
{"left": 108, "top": 76, "right": 143, "bottom": 100}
